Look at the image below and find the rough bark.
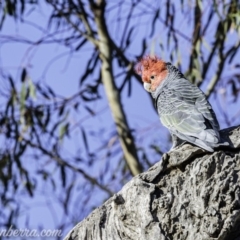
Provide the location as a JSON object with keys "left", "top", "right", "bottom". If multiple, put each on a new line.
{"left": 64, "top": 126, "right": 240, "bottom": 240}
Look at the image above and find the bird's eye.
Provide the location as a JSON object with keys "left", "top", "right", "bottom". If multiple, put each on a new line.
{"left": 150, "top": 75, "right": 155, "bottom": 80}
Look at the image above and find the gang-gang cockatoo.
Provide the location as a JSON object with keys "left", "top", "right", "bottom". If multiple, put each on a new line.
{"left": 136, "top": 56, "right": 228, "bottom": 152}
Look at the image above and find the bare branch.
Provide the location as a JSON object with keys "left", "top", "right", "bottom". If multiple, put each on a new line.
{"left": 24, "top": 139, "right": 114, "bottom": 195}
{"left": 90, "top": 0, "right": 143, "bottom": 176}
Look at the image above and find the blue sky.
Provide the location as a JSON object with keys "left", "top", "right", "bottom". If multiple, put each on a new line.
{"left": 0, "top": 0, "right": 240, "bottom": 238}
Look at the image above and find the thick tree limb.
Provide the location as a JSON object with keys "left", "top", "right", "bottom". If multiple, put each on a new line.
{"left": 64, "top": 126, "right": 240, "bottom": 240}
{"left": 90, "top": 0, "right": 142, "bottom": 176}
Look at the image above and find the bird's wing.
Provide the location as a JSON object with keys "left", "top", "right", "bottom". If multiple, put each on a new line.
{"left": 157, "top": 78, "right": 219, "bottom": 142}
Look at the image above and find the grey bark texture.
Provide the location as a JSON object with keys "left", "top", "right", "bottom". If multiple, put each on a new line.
{"left": 64, "top": 126, "right": 240, "bottom": 240}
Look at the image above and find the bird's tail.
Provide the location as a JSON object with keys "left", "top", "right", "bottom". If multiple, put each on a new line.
{"left": 175, "top": 131, "right": 229, "bottom": 152}
{"left": 194, "top": 138, "right": 229, "bottom": 152}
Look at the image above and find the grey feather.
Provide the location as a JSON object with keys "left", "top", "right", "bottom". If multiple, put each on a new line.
{"left": 152, "top": 63, "right": 228, "bottom": 152}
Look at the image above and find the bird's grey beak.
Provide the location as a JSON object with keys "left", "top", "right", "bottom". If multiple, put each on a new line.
{"left": 143, "top": 82, "right": 151, "bottom": 92}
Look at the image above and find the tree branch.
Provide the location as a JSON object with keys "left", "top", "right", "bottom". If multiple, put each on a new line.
{"left": 90, "top": 0, "right": 142, "bottom": 176}
{"left": 24, "top": 139, "right": 114, "bottom": 195}
{"left": 49, "top": 3, "right": 99, "bottom": 47}
{"left": 64, "top": 126, "right": 240, "bottom": 240}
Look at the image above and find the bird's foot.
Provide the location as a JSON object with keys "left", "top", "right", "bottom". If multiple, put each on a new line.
{"left": 170, "top": 141, "right": 186, "bottom": 151}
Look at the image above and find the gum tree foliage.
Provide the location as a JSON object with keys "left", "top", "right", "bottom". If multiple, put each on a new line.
{"left": 0, "top": 0, "right": 240, "bottom": 236}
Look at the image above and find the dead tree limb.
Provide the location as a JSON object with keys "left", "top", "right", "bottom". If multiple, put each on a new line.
{"left": 65, "top": 126, "right": 240, "bottom": 240}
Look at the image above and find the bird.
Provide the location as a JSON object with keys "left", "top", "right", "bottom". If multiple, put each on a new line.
{"left": 135, "top": 55, "right": 229, "bottom": 152}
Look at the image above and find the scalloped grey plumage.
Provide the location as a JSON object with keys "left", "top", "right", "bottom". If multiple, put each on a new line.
{"left": 151, "top": 63, "right": 228, "bottom": 152}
